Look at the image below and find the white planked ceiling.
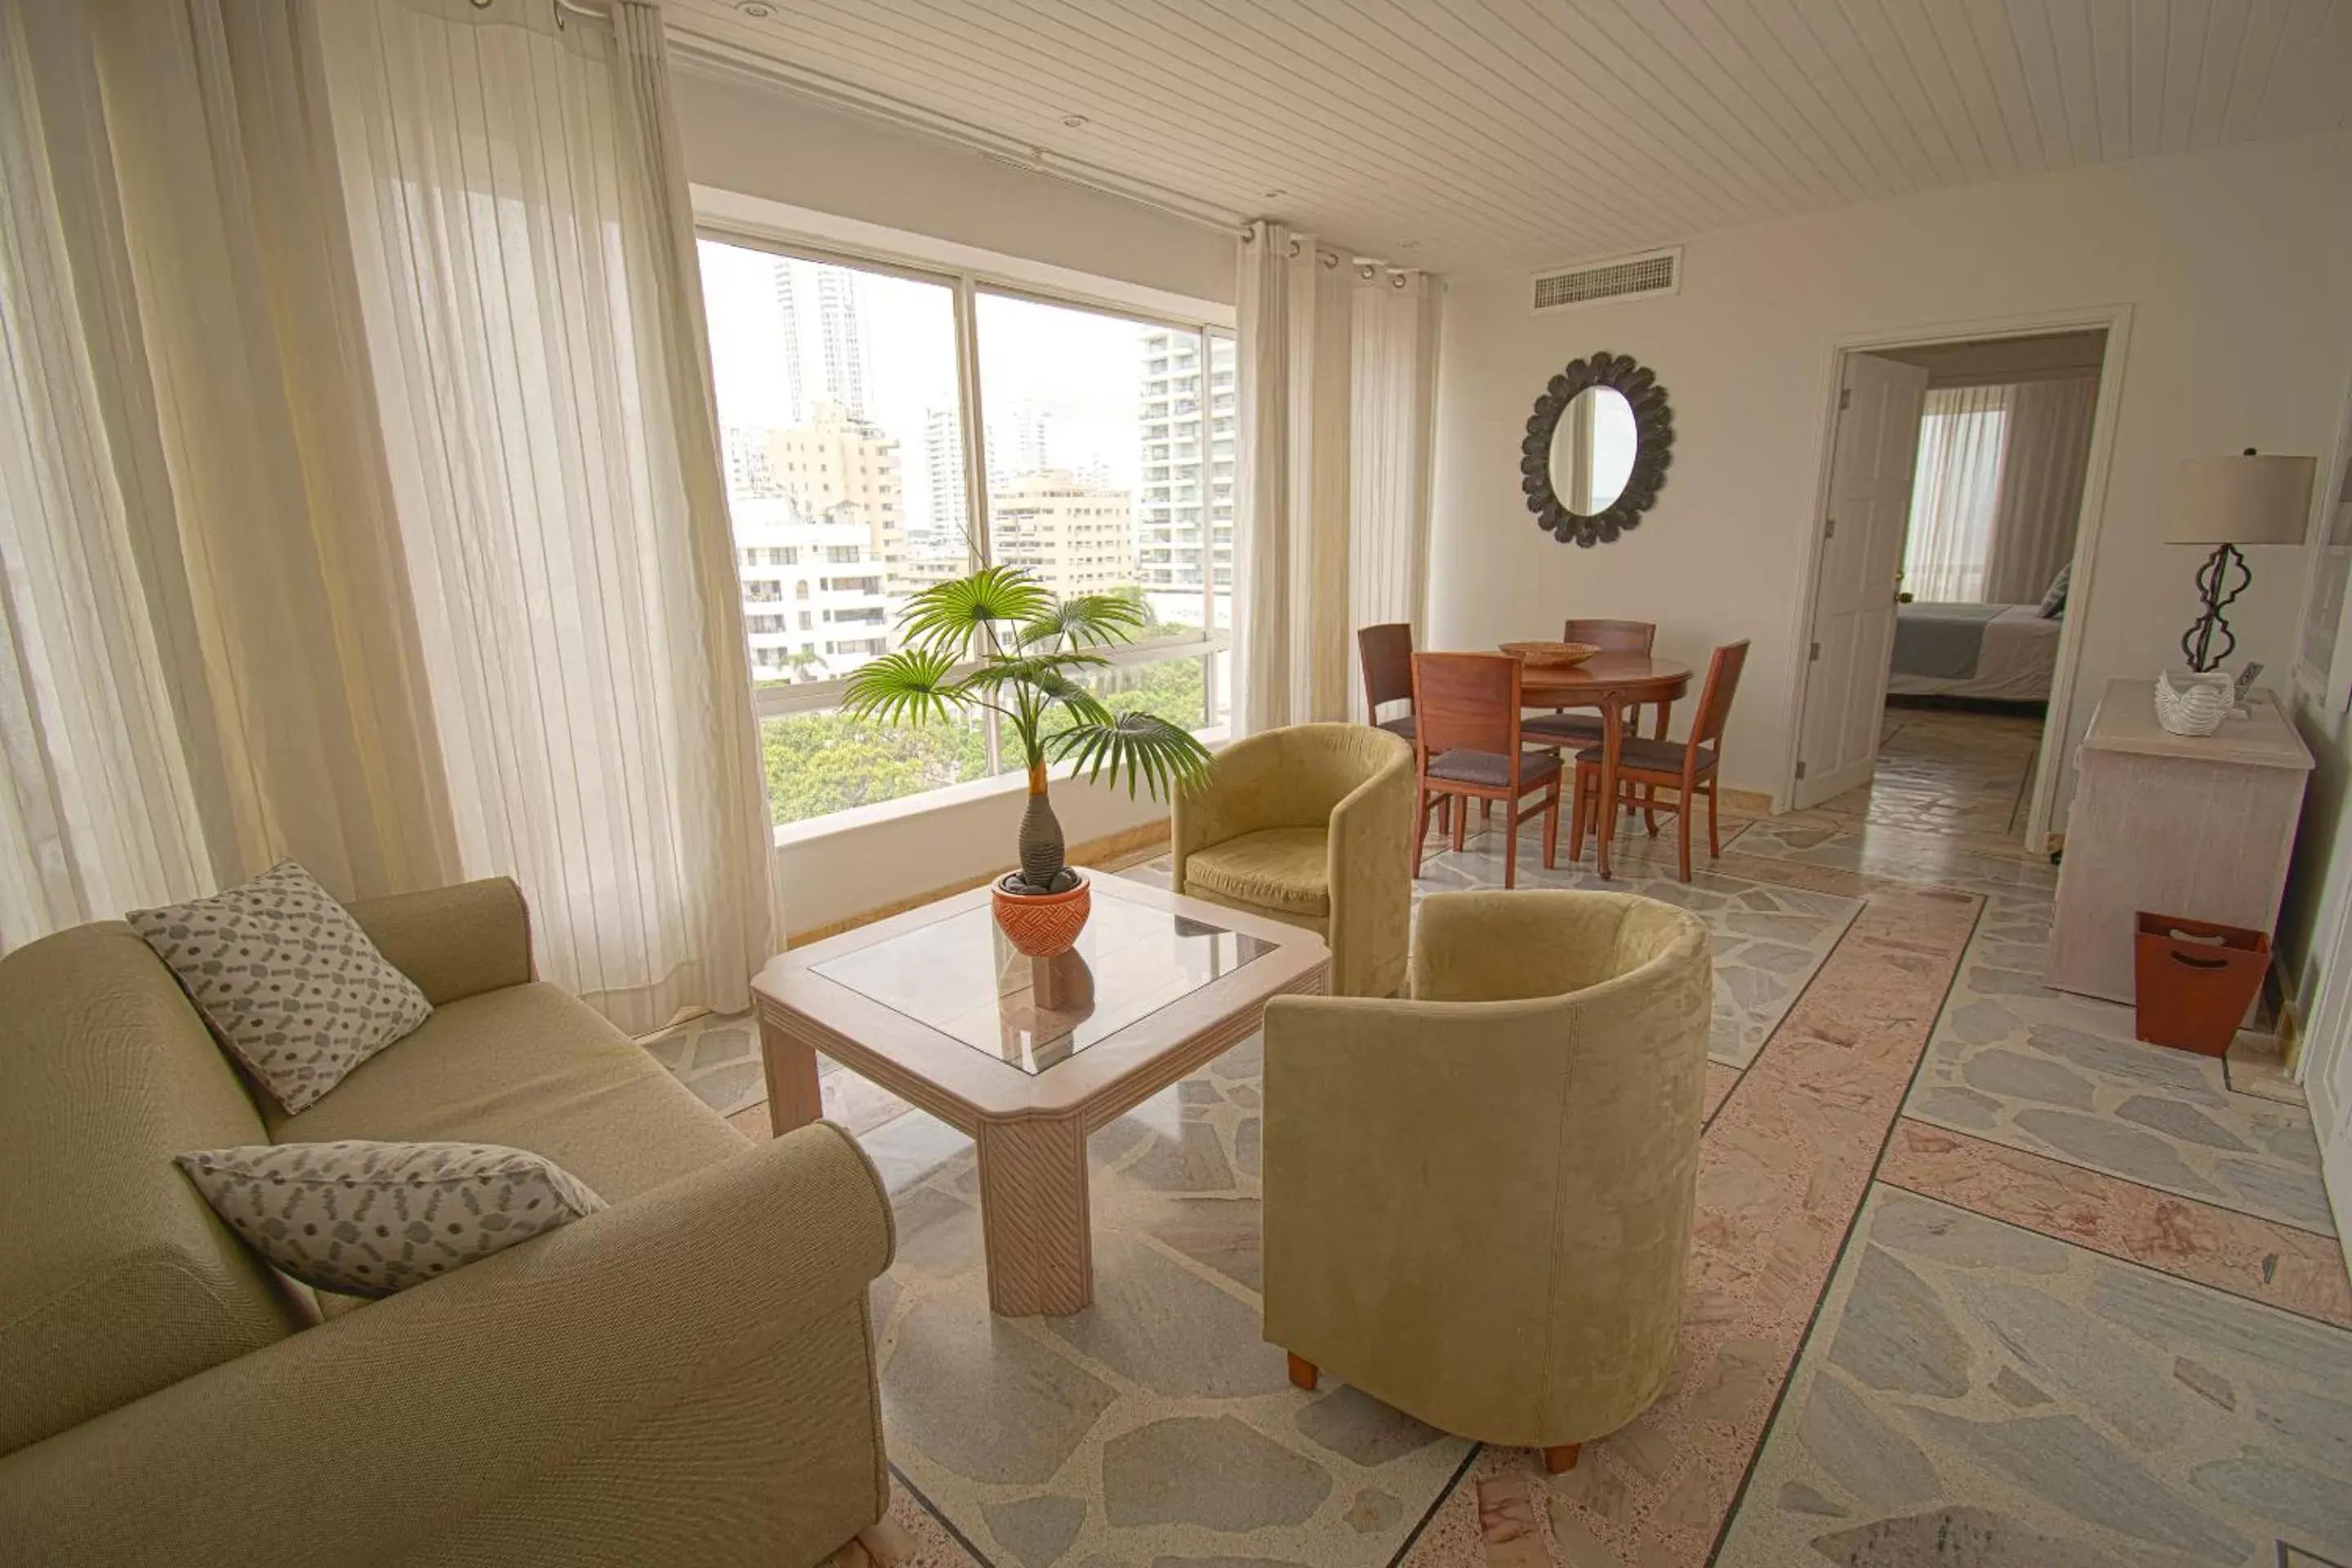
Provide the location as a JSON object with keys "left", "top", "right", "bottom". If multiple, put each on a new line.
{"left": 664, "top": 0, "right": 2352, "bottom": 276}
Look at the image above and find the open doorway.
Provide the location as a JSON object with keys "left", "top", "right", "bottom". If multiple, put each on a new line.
{"left": 1790, "top": 326, "right": 2114, "bottom": 852}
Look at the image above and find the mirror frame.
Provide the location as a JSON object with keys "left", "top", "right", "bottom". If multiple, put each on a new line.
{"left": 1521, "top": 350, "right": 1674, "bottom": 547}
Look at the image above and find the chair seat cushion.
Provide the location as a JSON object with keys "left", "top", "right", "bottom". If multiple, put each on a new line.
{"left": 1183, "top": 826, "right": 1331, "bottom": 918}
{"left": 1575, "top": 737, "right": 1717, "bottom": 773}
{"left": 1376, "top": 713, "right": 1417, "bottom": 742}
{"left": 1520, "top": 712, "right": 1602, "bottom": 742}
{"left": 1426, "top": 749, "right": 1562, "bottom": 789}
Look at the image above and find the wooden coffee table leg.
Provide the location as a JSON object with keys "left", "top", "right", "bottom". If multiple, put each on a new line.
{"left": 759, "top": 1012, "right": 824, "bottom": 1135}
{"left": 976, "top": 1111, "right": 1093, "bottom": 1315}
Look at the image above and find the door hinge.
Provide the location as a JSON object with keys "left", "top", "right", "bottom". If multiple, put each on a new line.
{"left": 1810, "top": 641, "right": 1821, "bottom": 662}
{"left": 1795, "top": 760, "right": 1808, "bottom": 780}
{"left": 1839, "top": 388, "right": 1851, "bottom": 410}
{"left": 1824, "top": 519, "right": 1836, "bottom": 538}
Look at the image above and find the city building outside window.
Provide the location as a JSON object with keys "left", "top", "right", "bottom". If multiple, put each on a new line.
{"left": 697, "top": 235, "right": 1232, "bottom": 827}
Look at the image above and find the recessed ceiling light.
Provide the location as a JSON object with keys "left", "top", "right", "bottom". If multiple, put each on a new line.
{"left": 1263, "top": 189, "right": 1285, "bottom": 199}
{"left": 736, "top": 0, "right": 774, "bottom": 15}
{"left": 1060, "top": 114, "right": 1089, "bottom": 128}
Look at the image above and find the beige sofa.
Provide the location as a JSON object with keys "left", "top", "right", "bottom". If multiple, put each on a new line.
{"left": 1171, "top": 722, "right": 1416, "bottom": 997}
{"left": 1262, "top": 889, "right": 1710, "bottom": 1467}
{"left": 0, "top": 878, "right": 895, "bottom": 1567}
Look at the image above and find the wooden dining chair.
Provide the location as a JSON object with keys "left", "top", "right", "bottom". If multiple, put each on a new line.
{"left": 1565, "top": 618, "right": 1657, "bottom": 655}
{"left": 1410, "top": 653, "right": 1562, "bottom": 890}
{"left": 1569, "top": 640, "right": 1749, "bottom": 882}
{"left": 1521, "top": 620, "right": 1659, "bottom": 750}
{"left": 1361, "top": 622, "right": 1450, "bottom": 833}
{"left": 1357, "top": 623, "right": 1417, "bottom": 743}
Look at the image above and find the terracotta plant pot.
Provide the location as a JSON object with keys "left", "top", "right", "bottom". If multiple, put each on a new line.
{"left": 994, "top": 871, "right": 1092, "bottom": 959}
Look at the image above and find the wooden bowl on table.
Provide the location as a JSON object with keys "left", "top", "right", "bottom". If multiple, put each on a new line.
{"left": 1499, "top": 640, "right": 1602, "bottom": 669}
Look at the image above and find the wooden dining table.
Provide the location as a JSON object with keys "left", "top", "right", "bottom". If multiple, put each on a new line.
{"left": 1517, "top": 651, "right": 1693, "bottom": 880}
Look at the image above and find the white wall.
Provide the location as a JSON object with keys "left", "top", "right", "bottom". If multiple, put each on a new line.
{"left": 776, "top": 768, "right": 1174, "bottom": 939}
{"left": 675, "top": 67, "right": 1232, "bottom": 929}
{"left": 1428, "top": 131, "right": 2352, "bottom": 822}
{"left": 674, "top": 66, "right": 1234, "bottom": 308}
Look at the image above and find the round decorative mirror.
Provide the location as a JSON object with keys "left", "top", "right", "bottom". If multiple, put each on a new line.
{"left": 1521, "top": 351, "right": 1674, "bottom": 546}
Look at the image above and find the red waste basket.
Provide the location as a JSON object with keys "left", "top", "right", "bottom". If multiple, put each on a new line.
{"left": 2133, "top": 912, "right": 2270, "bottom": 1057}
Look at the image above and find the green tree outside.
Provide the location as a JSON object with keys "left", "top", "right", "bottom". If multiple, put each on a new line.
{"left": 759, "top": 650, "right": 1209, "bottom": 826}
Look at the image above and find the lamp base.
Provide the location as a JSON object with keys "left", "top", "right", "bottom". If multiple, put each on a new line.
{"left": 2180, "top": 542, "right": 2250, "bottom": 675}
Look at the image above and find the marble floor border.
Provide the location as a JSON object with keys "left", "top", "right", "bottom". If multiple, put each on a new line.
{"left": 1878, "top": 1117, "right": 2352, "bottom": 1331}
{"left": 1695, "top": 888, "right": 1993, "bottom": 1566}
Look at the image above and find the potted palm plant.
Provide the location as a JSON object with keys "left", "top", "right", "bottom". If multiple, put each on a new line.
{"left": 841, "top": 566, "right": 1214, "bottom": 956}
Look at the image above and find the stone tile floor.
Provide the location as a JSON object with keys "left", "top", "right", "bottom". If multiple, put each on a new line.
{"left": 1717, "top": 1187, "right": 2352, "bottom": 1566}
{"left": 682, "top": 706, "right": 2351, "bottom": 1566}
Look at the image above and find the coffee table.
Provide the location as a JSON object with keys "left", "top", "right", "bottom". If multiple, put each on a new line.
{"left": 752, "top": 870, "right": 1329, "bottom": 1316}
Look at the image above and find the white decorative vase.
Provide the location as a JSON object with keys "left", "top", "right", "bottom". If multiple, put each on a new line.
{"left": 2154, "top": 670, "right": 2232, "bottom": 737}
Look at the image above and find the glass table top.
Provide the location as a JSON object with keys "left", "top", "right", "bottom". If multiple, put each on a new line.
{"left": 812, "top": 889, "right": 1277, "bottom": 1075}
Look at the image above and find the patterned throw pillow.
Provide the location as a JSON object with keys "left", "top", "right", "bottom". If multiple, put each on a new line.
{"left": 2038, "top": 563, "right": 2071, "bottom": 618}
{"left": 176, "top": 1142, "right": 605, "bottom": 1298}
{"left": 130, "top": 862, "right": 433, "bottom": 1113}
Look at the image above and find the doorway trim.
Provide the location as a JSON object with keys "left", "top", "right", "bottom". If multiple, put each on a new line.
{"left": 1780, "top": 303, "right": 2136, "bottom": 853}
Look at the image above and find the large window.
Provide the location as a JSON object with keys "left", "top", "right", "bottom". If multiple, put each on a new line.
{"left": 696, "top": 235, "right": 1232, "bottom": 827}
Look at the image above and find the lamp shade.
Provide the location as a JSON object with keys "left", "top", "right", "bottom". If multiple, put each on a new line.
{"left": 2167, "top": 452, "right": 2317, "bottom": 546}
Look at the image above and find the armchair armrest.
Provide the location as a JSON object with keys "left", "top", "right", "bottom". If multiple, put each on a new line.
{"left": 0, "top": 1122, "right": 894, "bottom": 1566}
{"left": 1324, "top": 750, "right": 1415, "bottom": 996}
{"left": 349, "top": 876, "right": 533, "bottom": 1005}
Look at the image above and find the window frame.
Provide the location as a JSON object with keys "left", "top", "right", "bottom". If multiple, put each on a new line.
{"left": 693, "top": 221, "right": 1234, "bottom": 796}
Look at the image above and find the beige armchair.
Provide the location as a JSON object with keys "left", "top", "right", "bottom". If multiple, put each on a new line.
{"left": 1262, "top": 889, "right": 1711, "bottom": 1471}
{"left": 1172, "top": 722, "right": 1415, "bottom": 997}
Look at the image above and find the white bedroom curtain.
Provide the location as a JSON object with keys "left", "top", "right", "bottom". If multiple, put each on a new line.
{"left": 0, "top": 0, "right": 463, "bottom": 951}
{"left": 1982, "top": 375, "right": 2097, "bottom": 606}
{"left": 1902, "top": 385, "right": 2011, "bottom": 603}
{"left": 1235, "top": 220, "right": 1440, "bottom": 733}
{"left": 318, "top": 0, "right": 775, "bottom": 1030}
{"left": 1346, "top": 264, "right": 1442, "bottom": 722}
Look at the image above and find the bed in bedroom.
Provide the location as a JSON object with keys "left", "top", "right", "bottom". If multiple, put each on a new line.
{"left": 1887, "top": 600, "right": 2063, "bottom": 703}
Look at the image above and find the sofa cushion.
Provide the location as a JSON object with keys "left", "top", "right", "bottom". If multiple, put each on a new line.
{"left": 0, "top": 922, "right": 315, "bottom": 1458}
{"left": 177, "top": 1141, "right": 605, "bottom": 1298}
{"left": 1183, "top": 826, "right": 1331, "bottom": 919}
{"left": 129, "top": 862, "right": 433, "bottom": 1114}
{"left": 265, "top": 982, "right": 746, "bottom": 1205}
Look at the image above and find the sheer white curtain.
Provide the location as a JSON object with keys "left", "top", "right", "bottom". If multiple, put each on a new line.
{"left": 318, "top": 0, "right": 773, "bottom": 1029}
{"left": 1346, "top": 264, "right": 1441, "bottom": 721}
{"left": 1236, "top": 222, "right": 1343, "bottom": 732}
{"left": 1236, "top": 221, "right": 1440, "bottom": 733}
{"left": 1902, "top": 385, "right": 2011, "bottom": 603}
{"left": 1983, "top": 375, "right": 2096, "bottom": 605}
{"left": 0, "top": 1, "right": 210, "bottom": 944}
{"left": 0, "top": 0, "right": 461, "bottom": 952}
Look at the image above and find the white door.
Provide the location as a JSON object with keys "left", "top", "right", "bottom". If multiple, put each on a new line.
{"left": 1794, "top": 354, "right": 1931, "bottom": 808}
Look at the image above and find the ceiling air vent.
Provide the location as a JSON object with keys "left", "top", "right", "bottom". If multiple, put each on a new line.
{"left": 1530, "top": 247, "right": 1681, "bottom": 315}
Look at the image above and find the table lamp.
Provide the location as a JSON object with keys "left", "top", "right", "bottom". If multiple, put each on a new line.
{"left": 2167, "top": 450, "right": 2316, "bottom": 672}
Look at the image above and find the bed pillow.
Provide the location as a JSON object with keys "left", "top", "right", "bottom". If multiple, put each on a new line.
{"left": 2038, "top": 564, "right": 2071, "bottom": 618}
{"left": 129, "top": 861, "right": 433, "bottom": 1113}
{"left": 176, "top": 1141, "right": 604, "bottom": 1298}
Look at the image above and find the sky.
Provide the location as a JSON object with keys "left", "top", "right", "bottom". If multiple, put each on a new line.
{"left": 697, "top": 238, "right": 1158, "bottom": 539}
